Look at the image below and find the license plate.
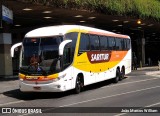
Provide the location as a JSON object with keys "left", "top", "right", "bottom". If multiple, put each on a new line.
{"left": 33, "top": 87, "right": 41, "bottom": 90}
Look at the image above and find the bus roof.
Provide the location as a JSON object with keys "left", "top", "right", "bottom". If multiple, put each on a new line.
{"left": 25, "top": 25, "right": 130, "bottom": 39}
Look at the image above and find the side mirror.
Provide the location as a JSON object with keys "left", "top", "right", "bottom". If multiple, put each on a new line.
{"left": 59, "top": 40, "right": 72, "bottom": 56}
{"left": 11, "top": 42, "right": 22, "bottom": 57}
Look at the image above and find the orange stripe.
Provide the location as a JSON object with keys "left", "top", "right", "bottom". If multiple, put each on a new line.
{"left": 109, "top": 51, "right": 128, "bottom": 62}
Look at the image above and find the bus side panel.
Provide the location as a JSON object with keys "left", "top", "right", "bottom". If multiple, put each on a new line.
{"left": 72, "top": 29, "right": 131, "bottom": 88}
{"left": 124, "top": 49, "right": 132, "bottom": 74}
{"left": 73, "top": 53, "right": 96, "bottom": 86}
{"left": 61, "top": 66, "right": 73, "bottom": 91}
{"left": 72, "top": 49, "right": 131, "bottom": 86}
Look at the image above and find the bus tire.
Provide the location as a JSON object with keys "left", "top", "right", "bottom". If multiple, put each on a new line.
{"left": 74, "top": 76, "right": 82, "bottom": 94}
{"left": 120, "top": 67, "right": 125, "bottom": 80}
{"left": 113, "top": 69, "right": 120, "bottom": 83}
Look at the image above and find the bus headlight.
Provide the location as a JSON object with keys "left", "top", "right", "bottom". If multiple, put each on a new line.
{"left": 20, "top": 78, "right": 24, "bottom": 81}
{"left": 53, "top": 74, "right": 66, "bottom": 82}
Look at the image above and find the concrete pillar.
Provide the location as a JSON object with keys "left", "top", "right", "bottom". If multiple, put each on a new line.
{"left": 136, "top": 29, "right": 145, "bottom": 67}
{"left": 0, "top": 0, "right": 14, "bottom": 77}
{"left": 0, "top": 33, "right": 13, "bottom": 76}
{"left": 141, "top": 38, "right": 145, "bottom": 66}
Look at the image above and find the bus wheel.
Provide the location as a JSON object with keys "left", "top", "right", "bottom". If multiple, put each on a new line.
{"left": 74, "top": 76, "right": 82, "bottom": 94}
{"left": 113, "top": 69, "right": 120, "bottom": 83}
{"left": 120, "top": 67, "right": 125, "bottom": 80}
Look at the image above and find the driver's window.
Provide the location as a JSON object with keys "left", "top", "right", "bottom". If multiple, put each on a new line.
{"left": 63, "top": 43, "right": 71, "bottom": 69}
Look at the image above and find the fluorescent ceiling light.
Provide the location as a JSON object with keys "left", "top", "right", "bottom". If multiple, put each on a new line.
{"left": 74, "top": 15, "right": 83, "bottom": 18}
{"left": 23, "top": 8, "right": 32, "bottom": 11}
{"left": 79, "top": 21, "right": 86, "bottom": 23}
{"left": 88, "top": 17, "right": 96, "bottom": 19}
{"left": 112, "top": 20, "right": 119, "bottom": 22}
{"left": 44, "top": 17, "right": 52, "bottom": 19}
{"left": 148, "top": 24, "right": 154, "bottom": 26}
{"left": 15, "top": 25, "right": 21, "bottom": 27}
{"left": 123, "top": 21, "right": 129, "bottom": 23}
{"left": 118, "top": 25, "right": 123, "bottom": 27}
{"left": 42, "top": 11, "right": 52, "bottom": 13}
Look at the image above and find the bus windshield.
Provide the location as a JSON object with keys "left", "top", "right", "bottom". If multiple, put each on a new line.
{"left": 21, "top": 36, "right": 63, "bottom": 75}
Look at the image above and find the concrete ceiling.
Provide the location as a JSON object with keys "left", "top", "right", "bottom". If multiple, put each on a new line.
{"left": 2, "top": 0, "right": 160, "bottom": 43}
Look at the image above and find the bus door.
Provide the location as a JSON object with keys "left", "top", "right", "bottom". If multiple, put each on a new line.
{"left": 62, "top": 43, "right": 73, "bottom": 90}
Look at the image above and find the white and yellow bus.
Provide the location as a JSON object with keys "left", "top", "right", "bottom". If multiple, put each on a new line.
{"left": 13, "top": 25, "right": 131, "bottom": 93}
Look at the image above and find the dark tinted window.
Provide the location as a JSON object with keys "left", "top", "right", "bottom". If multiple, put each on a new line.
{"left": 65, "top": 32, "right": 78, "bottom": 62}
{"left": 90, "top": 35, "right": 100, "bottom": 50}
{"left": 100, "top": 36, "right": 108, "bottom": 50}
{"left": 121, "top": 39, "right": 125, "bottom": 50}
{"left": 63, "top": 43, "right": 72, "bottom": 69}
{"left": 126, "top": 39, "right": 130, "bottom": 50}
{"left": 123, "top": 39, "right": 130, "bottom": 50}
{"left": 115, "top": 38, "right": 123, "bottom": 50}
{"left": 41, "top": 36, "right": 62, "bottom": 45}
{"left": 124, "top": 39, "right": 128, "bottom": 50}
{"left": 79, "top": 33, "right": 90, "bottom": 51}
{"left": 108, "top": 37, "right": 116, "bottom": 50}
{"left": 65, "top": 32, "right": 78, "bottom": 48}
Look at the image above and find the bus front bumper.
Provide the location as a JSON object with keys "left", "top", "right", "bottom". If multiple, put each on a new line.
{"left": 19, "top": 81, "right": 66, "bottom": 92}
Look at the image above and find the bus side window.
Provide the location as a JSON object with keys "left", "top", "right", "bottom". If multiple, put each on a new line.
{"left": 79, "top": 33, "right": 90, "bottom": 53}
{"left": 123, "top": 39, "right": 127, "bottom": 50}
{"left": 108, "top": 37, "right": 115, "bottom": 50}
{"left": 126, "top": 39, "right": 130, "bottom": 50}
{"left": 65, "top": 32, "right": 78, "bottom": 62}
{"left": 63, "top": 43, "right": 72, "bottom": 69}
{"left": 100, "top": 36, "right": 108, "bottom": 50}
{"left": 121, "top": 39, "right": 125, "bottom": 50}
{"left": 90, "top": 35, "right": 100, "bottom": 50}
{"left": 115, "top": 38, "right": 122, "bottom": 50}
